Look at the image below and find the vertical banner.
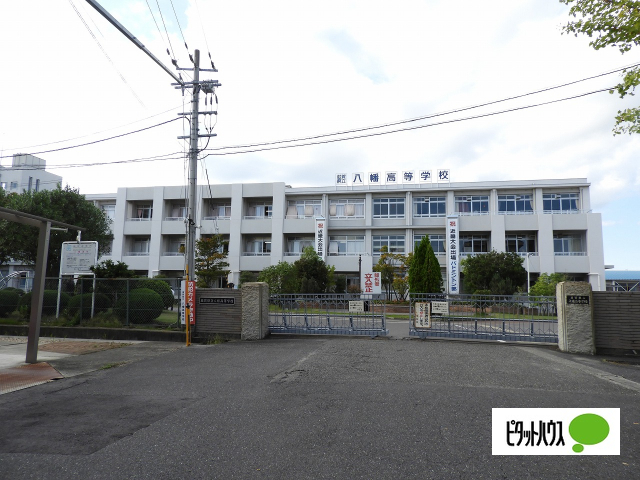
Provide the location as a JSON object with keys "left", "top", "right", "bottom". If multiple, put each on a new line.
{"left": 361, "top": 269, "right": 382, "bottom": 294}
{"left": 181, "top": 280, "right": 196, "bottom": 325}
{"left": 315, "top": 217, "right": 326, "bottom": 260}
{"left": 447, "top": 216, "right": 459, "bottom": 294}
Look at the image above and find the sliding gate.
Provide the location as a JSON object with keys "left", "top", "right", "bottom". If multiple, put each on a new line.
{"left": 269, "top": 294, "right": 388, "bottom": 337}
{"left": 409, "top": 294, "right": 558, "bottom": 343}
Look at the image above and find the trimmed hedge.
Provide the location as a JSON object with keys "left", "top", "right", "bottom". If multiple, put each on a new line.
{"left": 135, "top": 279, "right": 174, "bottom": 309}
{"left": 0, "top": 289, "right": 21, "bottom": 317}
{"left": 18, "top": 290, "right": 70, "bottom": 317}
{"left": 66, "top": 293, "right": 111, "bottom": 320}
{"left": 114, "top": 288, "right": 164, "bottom": 324}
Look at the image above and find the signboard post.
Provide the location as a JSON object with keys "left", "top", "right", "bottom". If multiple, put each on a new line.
{"left": 56, "top": 241, "right": 99, "bottom": 318}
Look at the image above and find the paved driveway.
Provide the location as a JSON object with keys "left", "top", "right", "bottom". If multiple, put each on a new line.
{"left": 0, "top": 337, "right": 638, "bottom": 479}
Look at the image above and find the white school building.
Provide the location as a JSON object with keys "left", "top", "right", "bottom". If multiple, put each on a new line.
{"left": 85, "top": 177, "right": 606, "bottom": 293}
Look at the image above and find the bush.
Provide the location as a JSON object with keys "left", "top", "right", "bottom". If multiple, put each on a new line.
{"left": 18, "top": 290, "right": 70, "bottom": 317}
{"left": 0, "top": 289, "right": 21, "bottom": 317}
{"left": 135, "top": 279, "right": 174, "bottom": 309}
{"left": 66, "top": 293, "right": 111, "bottom": 320}
{"left": 1, "top": 287, "right": 25, "bottom": 296}
{"left": 114, "top": 288, "right": 164, "bottom": 324}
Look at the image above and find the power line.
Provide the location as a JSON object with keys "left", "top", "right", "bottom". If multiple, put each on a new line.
{"left": 68, "top": 0, "right": 145, "bottom": 107}
{"left": 204, "top": 63, "right": 640, "bottom": 153}
{"left": 154, "top": 0, "right": 177, "bottom": 61}
{"left": 200, "top": 87, "right": 612, "bottom": 157}
{"left": 169, "top": 0, "right": 189, "bottom": 53}
{"left": 0, "top": 118, "right": 181, "bottom": 159}
{"left": 3, "top": 151, "right": 183, "bottom": 171}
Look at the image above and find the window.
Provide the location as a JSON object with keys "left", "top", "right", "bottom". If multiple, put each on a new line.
{"left": 543, "top": 193, "right": 579, "bottom": 213}
{"left": 329, "top": 198, "right": 365, "bottom": 218}
{"left": 10, "top": 181, "right": 18, "bottom": 190}
{"left": 505, "top": 234, "right": 536, "bottom": 254}
{"left": 205, "top": 202, "right": 231, "bottom": 220}
{"left": 246, "top": 202, "right": 272, "bottom": 219}
{"left": 165, "top": 237, "right": 185, "bottom": 256}
{"left": 328, "top": 235, "right": 365, "bottom": 256}
{"left": 244, "top": 237, "right": 272, "bottom": 255}
{"left": 554, "top": 234, "right": 585, "bottom": 256}
{"left": 413, "top": 197, "right": 446, "bottom": 217}
{"left": 101, "top": 204, "right": 116, "bottom": 222}
{"left": 130, "top": 237, "right": 150, "bottom": 256}
{"left": 455, "top": 196, "right": 489, "bottom": 215}
{"left": 498, "top": 194, "right": 533, "bottom": 214}
{"left": 373, "top": 198, "right": 405, "bottom": 219}
{"left": 459, "top": 235, "right": 488, "bottom": 256}
{"left": 286, "top": 237, "right": 314, "bottom": 255}
{"left": 414, "top": 234, "right": 445, "bottom": 254}
{"left": 132, "top": 203, "right": 153, "bottom": 220}
{"left": 286, "top": 199, "right": 322, "bottom": 219}
{"left": 166, "top": 203, "right": 187, "bottom": 220}
{"left": 373, "top": 235, "right": 405, "bottom": 254}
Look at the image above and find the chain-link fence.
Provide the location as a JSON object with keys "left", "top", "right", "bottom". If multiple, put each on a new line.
{"left": 0, "top": 278, "right": 180, "bottom": 327}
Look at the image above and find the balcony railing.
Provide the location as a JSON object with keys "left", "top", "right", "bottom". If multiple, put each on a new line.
{"left": 128, "top": 217, "right": 152, "bottom": 221}
{"left": 163, "top": 252, "right": 184, "bottom": 256}
{"left": 554, "top": 252, "right": 587, "bottom": 256}
{"left": 203, "top": 215, "right": 231, "bottom": 220}
{"left": 164, "top": 216, "right": 185, "bottom": 221}
{"left": 242, "top": 252, "right": 271, "bottom": 256}
{"left": 125, "top": 251, "right": 150, "bottom": 256}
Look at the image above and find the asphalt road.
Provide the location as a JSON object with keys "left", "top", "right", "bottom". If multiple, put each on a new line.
{"left": 0, "top": 337, "right": 639, "bottom": 480}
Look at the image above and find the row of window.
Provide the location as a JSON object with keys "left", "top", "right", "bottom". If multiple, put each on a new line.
{"left": 122, "top": 233, "right": 585, "bottom": 256}
{"left": 114, "top": 193, "right": 581, "bottom": 222}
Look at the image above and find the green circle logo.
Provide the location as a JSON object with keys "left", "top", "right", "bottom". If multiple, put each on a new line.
{"left": 569, "top": 414, "right": 610, "bottom": 453}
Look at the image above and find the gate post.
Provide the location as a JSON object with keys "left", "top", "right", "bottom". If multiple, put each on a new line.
{"left": 241, "top": 282, "right": 270, "bottom": 340}
{"left": 557, "top": 281, "right": 595, "bottom": 355}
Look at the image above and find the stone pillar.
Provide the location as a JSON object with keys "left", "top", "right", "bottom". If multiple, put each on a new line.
{"left": 241, "top": 282, "right": 270, "bottom": 340}
{"left": 557, "top": 281, "right": 595, "bottom": 354}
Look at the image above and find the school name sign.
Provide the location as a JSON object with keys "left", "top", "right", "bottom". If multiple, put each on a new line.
{"left": 335, "top": 169, "right": 450, "bottom": 186}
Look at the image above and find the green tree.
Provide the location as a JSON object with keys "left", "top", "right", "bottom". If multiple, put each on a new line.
{"left": 294, "top": 247, "right": 329, "bottom": 293}
{"left": 560, "top": 0, "right": 640, "bottom": 134}
{"left": 195, "top": 235, "right": 229, "bottom": 288}
{"left": 529, "top": 272, "right": 568, "bottom": 296}
{"left": 461, "top": 251, "right": 526, "bottom": 295}
{"left": 373, "top": 246, "right": 396, "bottom": 300}
{"left": 0, "top": 186, "right": 113, "bottom": 276}
{"left": 408, "top": 236, "right": 443, "bottom": 294}
{"left": 91, "top": 259, "right": 136, "bottom": 278}
{"left": 258, "top": 261, "right": 297, "bottom": 294}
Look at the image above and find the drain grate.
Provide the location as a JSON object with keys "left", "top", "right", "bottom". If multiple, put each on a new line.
{"left": 0, "top": 363, "right": 64, "bottom": 395}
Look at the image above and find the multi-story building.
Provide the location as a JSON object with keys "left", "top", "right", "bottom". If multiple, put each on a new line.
{"left": 0, "top": 154, "right": 63, "bottom": 290}
{"left": 85, "top": 177, "right": 606, "bottom": 292}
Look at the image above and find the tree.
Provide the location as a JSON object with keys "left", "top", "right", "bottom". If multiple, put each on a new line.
{"left": 373, "top": 246, "right": 396, "bottom": 300}
{"left": 0, "top": 186, "right": 113, "bottom": 276}
{"left": 294, "top": 247, "right": 329, "bottom": 293}
{"left": 408, "top": 236, "right": 443, "bottom": 294}
{"left": 91, "top": 259, "right": 136, "bottom": 278}
{"left": 529, "top": 272, "right": 568, "bottom": 296}
{"left": 258, "top": 261, "right": 297, "bottom": 294}
{"left": 561, "top": 0, "right": 640, "bottom": 134}
{"left": 460, "top": 251, "right": 526, "bottom": 295}
{"left": 195, "top": 235, "right": 229, "bottom": 288}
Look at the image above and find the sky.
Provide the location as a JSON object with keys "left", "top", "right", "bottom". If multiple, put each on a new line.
{"left": 0, "top": 0, "right": 639, "bottom": 269}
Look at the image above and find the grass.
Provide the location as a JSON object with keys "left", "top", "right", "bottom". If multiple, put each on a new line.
{"left": 100, "top": 361, "right": 127, "bottom": 370}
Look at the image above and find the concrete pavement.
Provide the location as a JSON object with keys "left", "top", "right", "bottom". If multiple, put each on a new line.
{"left": 0, "top": 335, "right": 639, "bottom": 479}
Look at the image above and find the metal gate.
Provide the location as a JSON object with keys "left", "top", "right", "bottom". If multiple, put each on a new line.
{"left": 269, "top": 294, "right": 388, "bottom": 337}
{"left": 409, "top": 294, "right": 558, "bottom": 343}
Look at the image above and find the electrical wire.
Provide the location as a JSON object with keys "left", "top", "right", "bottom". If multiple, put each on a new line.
{"left": 169, "top": 0, "right": 189, "bottom": 53}
{"left": 154, "top": 0, "right": 177, "bottom": 61}
{"left": 0, "top": 118, "right": 181, "bottom": 159}
{"left": 200, "top": 87, "right": 612, "bottom": 157}
{"left": 203, "top": 63, "right": 640, "bottom": 153}
{"left": 192, "top": 0, "right": 217, "bottom": 71}
{"left": 68, "top": 0, "right": 145, "bottom": 107}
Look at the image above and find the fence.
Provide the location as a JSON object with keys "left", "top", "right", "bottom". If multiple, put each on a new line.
{"left": 409, "top": 294, "right": 558, "bottom": 343}
{"left": 0, "top": 277, "right": 179, "bottom": 327}
{"left": 269, "top": 294, "right": 388, "bottom": 336}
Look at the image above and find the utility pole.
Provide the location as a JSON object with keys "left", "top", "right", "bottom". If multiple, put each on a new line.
{"left": 175, "top": 51, "right": 220, "bottom": 286}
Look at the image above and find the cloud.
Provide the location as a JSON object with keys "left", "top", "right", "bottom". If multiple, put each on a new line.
{"left": 321, "top": 29, "right": 388, "bottom": 84}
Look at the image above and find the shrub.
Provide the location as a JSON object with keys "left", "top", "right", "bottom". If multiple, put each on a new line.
{"left": 114, "top": 288, "right": 164, "bottom": 324}
{"left": 0, "top": 289, "right": 21, "bottom": 317}
{"left": 66, "top": 293, "right": 111, "bottom": 320}
{"left": 135, "top": 279, "right": 174, "bottom": 309}
{"left": 18, "top": 290, "right": 70, "bottom": 317}
{"left": 1, "top": 287, "right": 25, "bottom": 296}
